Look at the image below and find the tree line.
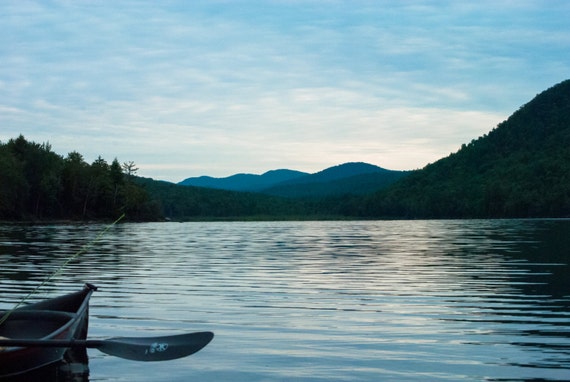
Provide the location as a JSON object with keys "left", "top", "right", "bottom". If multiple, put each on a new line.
{"left": 0, "top": 135, "right": 326, "bottom": 221}
{"left": 0, "top": 135, "right": 160, "bottom": 221}
{"left": 134, "top": 176, "right": 328, "bottom": 220}
{"left": 2, "top": 80, "right": 568, "bottom": 221}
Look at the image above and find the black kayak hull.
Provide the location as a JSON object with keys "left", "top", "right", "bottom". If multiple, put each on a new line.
{"left": 0, "top": 284, "right": 96, "bottom": 378}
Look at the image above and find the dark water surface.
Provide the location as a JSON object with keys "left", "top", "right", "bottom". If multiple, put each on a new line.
{"left": 1, "top": 220, "right": 569, "bottom": 381}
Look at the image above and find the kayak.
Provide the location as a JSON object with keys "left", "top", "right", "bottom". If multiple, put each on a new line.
{"left": 0, "top": 284, "right": 96, "bottom": 378}
{"left": 0, "top": 283, "right": 214, "bottom": 379}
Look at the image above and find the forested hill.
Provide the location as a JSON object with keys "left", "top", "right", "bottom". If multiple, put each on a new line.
{"left": 361, "top": 79, "right": 570, "bottom": 218}
{"left": 0, "top": 135, "right": 161, "bottom": 221}
{"left": 261, "top": 163, "right": 409, "bottom": 198}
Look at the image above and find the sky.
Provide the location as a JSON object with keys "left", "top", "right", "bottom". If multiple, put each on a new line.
{"left": 1, "top": 1, "right": 569, "bottom": 183}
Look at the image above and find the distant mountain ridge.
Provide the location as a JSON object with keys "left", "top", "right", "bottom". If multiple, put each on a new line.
{"left": 179, "top": 162, "right": 408, "bottom": 197}
{"left": 262, "top": 163, "right": 409, "bottom": 197}
{"left": 179, "top": 169, "right": 308, "bottom": 192}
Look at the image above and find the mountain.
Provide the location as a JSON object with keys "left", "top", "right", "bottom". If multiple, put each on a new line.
{"left": 273, "top": 162, "right": 392, "bottom": 185}
{"left": 262, "top": 162, "right": 409, "bottom": 197}
{"left": 362, "top": 79, "right": 570, "bottom": 218}
{"left": 179, "top": 162, "right": 408, "bottom": 198}
{"left": 179, "top": 169, "right": 308, "bottom": 192}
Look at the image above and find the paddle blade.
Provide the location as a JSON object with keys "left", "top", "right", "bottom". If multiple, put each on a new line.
{"left": 98, "top": 331, "right": 214, "bottom": 361}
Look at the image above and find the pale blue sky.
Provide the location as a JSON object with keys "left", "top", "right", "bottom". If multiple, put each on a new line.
{"left": 1, "top": 1, "right": 569, "bottom": 182}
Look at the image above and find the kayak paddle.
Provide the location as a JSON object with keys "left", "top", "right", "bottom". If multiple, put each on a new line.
{"left": 0, "top": 331, "right": 214, "bottom": 361}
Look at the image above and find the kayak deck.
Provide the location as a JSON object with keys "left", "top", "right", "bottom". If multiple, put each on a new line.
{"left": 0, "top": 284, "right": 96, "bottom": 378}
{"left": 0, "top": 310, "right": 74, "bottom": 339}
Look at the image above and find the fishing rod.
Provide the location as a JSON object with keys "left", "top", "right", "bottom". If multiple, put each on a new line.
{"left": 0, "top": 213, "right": 125, "bottom": 325}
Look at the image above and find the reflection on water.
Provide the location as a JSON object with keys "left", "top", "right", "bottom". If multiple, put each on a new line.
{"left": 7, "top": 347, "right": 89, "bottom": 382}
{"left": 1, "top": 220, "right": 570, "bottom": 381}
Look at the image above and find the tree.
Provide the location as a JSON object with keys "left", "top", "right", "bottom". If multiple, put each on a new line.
{"left": 0, "top": 145, "right": 26, "bottom": 218}
{"left": 122, "top": 161, "right": 139, "bottom": 177}
{"left": 110, "top": 158, "right": 124, "bottom": 210}
{"left": 4, "top": 135, "right": 63, "bottom": 218}
{"left": 61, "top": 151, "right": 90, "bottom": 217}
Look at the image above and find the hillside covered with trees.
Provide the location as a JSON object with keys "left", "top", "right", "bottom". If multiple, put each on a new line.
{"left": 0, "top": 135, "right": 160, "bottom": 221}
{"left": 359, "top": 79, "right": 570, "bottom": 218}
{"left": 134, "top": 177, "right": 317, "bottom": 220}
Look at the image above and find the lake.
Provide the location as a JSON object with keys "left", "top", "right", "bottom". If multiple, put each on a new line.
{"left": 1, "top": 219, "right": 569, "bottom": 381}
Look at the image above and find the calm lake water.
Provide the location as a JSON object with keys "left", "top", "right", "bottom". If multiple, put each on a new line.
{"left": 1, "top": 220, "right": 569, "bottom": 381}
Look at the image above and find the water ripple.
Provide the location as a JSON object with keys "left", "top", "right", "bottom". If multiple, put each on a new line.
{"left": 1, "top": 220, "right": 570, "bottom": 381}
